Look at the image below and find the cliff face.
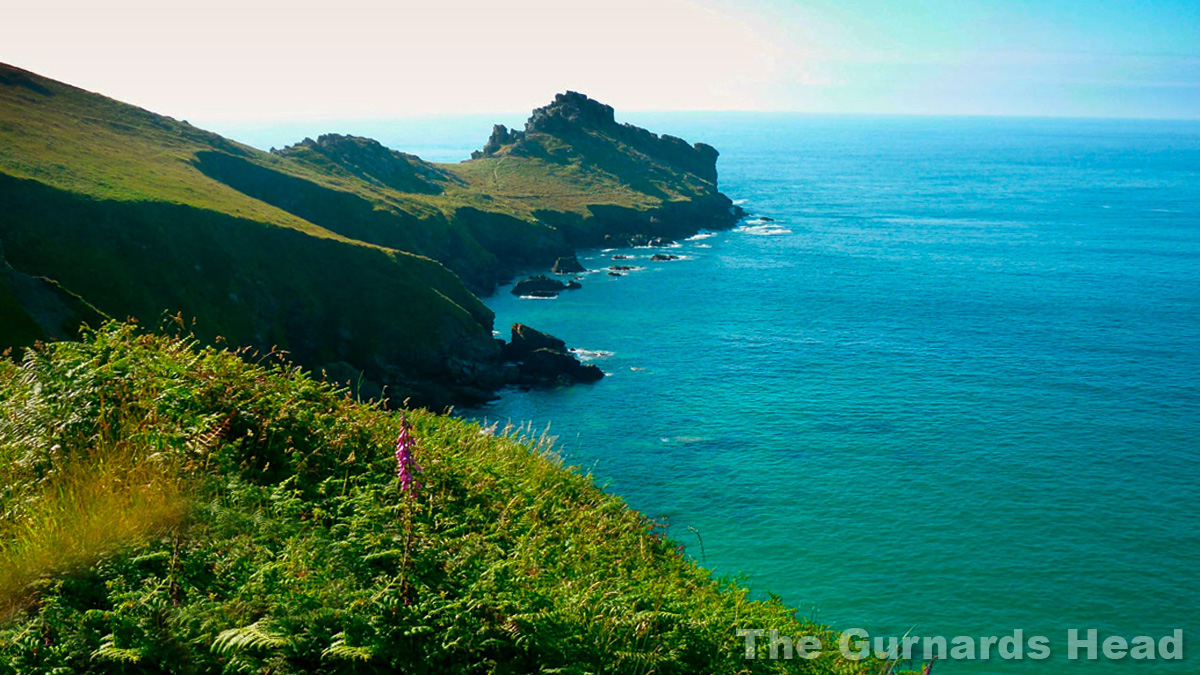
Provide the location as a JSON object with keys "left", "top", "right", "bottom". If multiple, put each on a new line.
{"left": 0, "top": 237, "right": 104, "bottom": 353}
{"left": 0, "top": 63, "right": 741, "bottom": 405}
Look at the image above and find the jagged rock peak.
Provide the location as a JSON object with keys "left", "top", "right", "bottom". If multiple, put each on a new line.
{"left": 469, "top": 91, "right": 722, "bottom": 184}
{"left": 471, "top": 124, "right": 526, "bottom": 159}
{"left": 537, "top": 91, "right": 720, "bottom": 184}
{"left": 526, "top": 91, "right": 618, "bottom": 134}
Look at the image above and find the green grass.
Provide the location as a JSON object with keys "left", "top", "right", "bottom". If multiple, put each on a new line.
{"left": 0, "top": 323, "right": 877, "bottom": 673}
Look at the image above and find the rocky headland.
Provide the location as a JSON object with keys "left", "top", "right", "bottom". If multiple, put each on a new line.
{"left": 0, "top": 64, "right": 742, "bottom": 408}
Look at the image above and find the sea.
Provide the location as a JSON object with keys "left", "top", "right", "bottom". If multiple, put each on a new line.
{"left": 228, "top": 113, "right": 1200, "bottom": 673}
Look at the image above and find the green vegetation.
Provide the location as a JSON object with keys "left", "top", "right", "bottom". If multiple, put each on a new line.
{"left": 0, "top": 64, "right": 739, "bottom": 404}
{"left": 0, "top": 71, "right": 828, "bottom": 671}
{"left": 0, "top": 324, "right": 871, "bottom": 673}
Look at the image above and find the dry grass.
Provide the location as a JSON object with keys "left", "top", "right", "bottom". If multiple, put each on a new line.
{"left": 0, "top": 436, "right": 189, "bottom": 617}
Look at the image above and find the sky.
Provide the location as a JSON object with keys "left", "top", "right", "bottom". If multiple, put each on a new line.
{"left": 5, "top": 0, "right": 1199, "bottom": 123}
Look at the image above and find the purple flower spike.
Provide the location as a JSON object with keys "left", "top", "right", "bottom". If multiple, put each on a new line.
{"left": 395, "top": 414, "right": 423, "bottom": 495}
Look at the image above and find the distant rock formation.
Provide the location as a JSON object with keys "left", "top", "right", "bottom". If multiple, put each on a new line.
{"left": 502, "top": 323, "right": 603, "bottom": 384}
{"left": 275, "top": 134, "right": 457, "bottom": 194}
{"left": 603, "top": 233, "right": 675, "bottom": 248}
{"left": 510, "top": 274, "right": 582, "bottom": 296}
{"left": 471, "top": 124, "right": 527, "bottom": 159}
{"left": 551, "top": 255, "right": 586, "bottom": 274}
{"left": 523, "top": 92, "right": 720, "bottom": 184}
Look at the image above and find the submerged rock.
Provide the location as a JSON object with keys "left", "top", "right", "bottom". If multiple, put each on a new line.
{"left": 650, "top": 253, "right": 680, "bottom": 261}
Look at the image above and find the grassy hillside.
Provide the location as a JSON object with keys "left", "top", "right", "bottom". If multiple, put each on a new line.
{"left": 0, "top": 64, "right": 740, "bottom": 404}
{"left": 0, "top": 324, "right": 873, "bottom": 674}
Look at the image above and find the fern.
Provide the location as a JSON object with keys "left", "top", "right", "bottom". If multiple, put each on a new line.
{"left": 321, "top": 633, "right": 374, "bottom": 662}
{"left": 91, "top": 634, "right": 142, "bottom": 663}
{"left": 211, "top": 620, "right": 291, "bottom": 655}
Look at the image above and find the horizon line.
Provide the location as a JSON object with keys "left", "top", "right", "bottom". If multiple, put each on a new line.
{"left": 198, "top": 109, "right": 1200, "bottom": 127}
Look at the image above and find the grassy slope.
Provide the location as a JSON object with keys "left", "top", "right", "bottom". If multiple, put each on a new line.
{"left": 444, "top": 140, "right": 661, "bottom": 217}
{"left": 0, "top": 67, "right": 324, "bottom": 235}
{"left": 0, "top": 64, "right": 502, "bottom": 398}
{"left": 0, "top": 324, "right": 873, "bottom": 674}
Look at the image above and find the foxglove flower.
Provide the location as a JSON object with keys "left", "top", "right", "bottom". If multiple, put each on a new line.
{"left": 395, "top": 414, "right": 422, "bottom": 494}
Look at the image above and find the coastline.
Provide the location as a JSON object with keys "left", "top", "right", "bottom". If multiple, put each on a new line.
{"left": 0, "top": 66, "right": 744, "bottom": 410}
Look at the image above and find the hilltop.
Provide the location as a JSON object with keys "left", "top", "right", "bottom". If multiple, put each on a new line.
{"left": 0, "top": 64, "right": 741, "bottom": 406}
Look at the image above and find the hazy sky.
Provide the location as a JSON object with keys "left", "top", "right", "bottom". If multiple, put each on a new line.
{"left": 6, "top": 0, "right": 1199, "bottom": 122}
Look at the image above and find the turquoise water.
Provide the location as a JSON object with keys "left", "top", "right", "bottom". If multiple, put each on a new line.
{"left": 466, "top": 115, "right": 1200, "bottom": 672}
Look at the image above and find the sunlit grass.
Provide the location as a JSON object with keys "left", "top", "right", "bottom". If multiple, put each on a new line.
{"left": 0, "top": 439, "right": 188, "bottom": 617}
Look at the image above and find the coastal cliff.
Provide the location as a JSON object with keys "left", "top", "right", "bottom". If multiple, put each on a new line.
{"left": 0, "top": 63, "right": 741, "bottom": 406}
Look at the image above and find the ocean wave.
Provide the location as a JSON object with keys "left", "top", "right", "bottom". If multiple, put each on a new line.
{"left": 569, "top": 348, "right": 614, "bottom": 362}
{"left": 685, "top": 232, "right": 717, "bottom": 241}
{"left": 518, "top": 294, "right": 558, "bottom": 300}
{"left": 736, "top": 224, "right": 793, "bottom": 236}
{"left": 732, "top": 198, "right": 748, "bottom": 205}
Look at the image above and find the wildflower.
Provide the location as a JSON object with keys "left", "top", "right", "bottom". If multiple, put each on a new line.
{"left": 395, "top": 414, "right": 422, "bottom": 495}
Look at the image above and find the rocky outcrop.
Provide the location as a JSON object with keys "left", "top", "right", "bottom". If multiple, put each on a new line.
{"left": 510, "top": 274, "right": 581, "bottom": 296}
{"left": 471, "top": 124, "right": 527, "bottom": 159}
{"left": 650, "top": 253, "right": 680, "bottom": 261}
{"left": 551, "top": 255, "right": 586, "bottom": 274}
{"left": 459, "top": 89, "right": 746, "bottom": 275}
{"left": 603, "top": 232, "right": 676, "bottom": 248}
{"left": 275, "top": 134, "right": 458, "bottom": 194}
{"left": 502, "top": 324, "right": 603, "bottom": 385}
{"left": 524, "top": 91, "right": 720, "bottom": 184}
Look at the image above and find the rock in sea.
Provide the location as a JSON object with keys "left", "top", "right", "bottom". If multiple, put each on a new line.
{"left": 502, "top": 323, "right": 604, "bottom": 384}
{"left": 510, "top": 274, "right": 581, "bottom": 296}
{"left": 552, "top": 255, "right": 587, "bottom": 274}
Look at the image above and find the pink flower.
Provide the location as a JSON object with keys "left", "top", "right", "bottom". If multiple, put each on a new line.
{"left": 395, "top": 414, "right": 423, "bottom": 495}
